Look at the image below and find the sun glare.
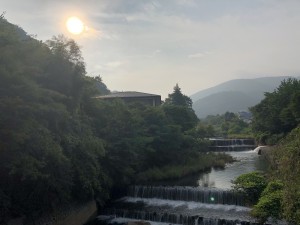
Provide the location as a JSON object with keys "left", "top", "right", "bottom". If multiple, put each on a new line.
{"left": 66, "top": 16, "right": 84, "bottom": 35}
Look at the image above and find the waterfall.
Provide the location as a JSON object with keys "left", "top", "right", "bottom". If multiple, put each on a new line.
{"left": 96, "top": 185, "right": 258, "bottom": 225}
{"left": 99, "top": 209, "right": 256, "bottom": 225}
{"left": 208, "top": 138, "right": 256, "bottom": 151}
{"left": 95, "top": 150, "right": 264, "bottom": 225}
{"left": 128, "top": 186, "right": 245, "bottom": 206}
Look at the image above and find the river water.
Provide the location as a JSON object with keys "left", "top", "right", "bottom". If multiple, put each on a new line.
{"left": 197, "top": 150, "right": 268, "bottom": 189}
{"left": 95, "top": 149, "right": 268, "bottom": 225}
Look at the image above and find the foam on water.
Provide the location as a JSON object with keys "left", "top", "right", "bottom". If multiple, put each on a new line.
{"left": 97, "top": 150, "right": 269, "bottom": 225}
{"left": 103, "top": 217, "right": 182, "bottom": 225}
{"left": 121, "top": 197, "right": 251, "bottom": 212}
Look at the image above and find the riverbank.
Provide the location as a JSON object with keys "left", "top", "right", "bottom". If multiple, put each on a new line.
{"left": 4, "top": 201, "right": 97, "bottom": 225}
{"left": 135, "top": 153, "right": 235, "bottom": 183}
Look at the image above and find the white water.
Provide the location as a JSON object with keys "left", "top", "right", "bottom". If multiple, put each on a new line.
{"left": 97, "top": 216, "right": 182, "bottom": 225}
{"left": 102, "top": 196, "right": 254, "bottom": 223}
{"left": 121, "top": 197, "right": 251, "bottom": 212}
{"left": 98, "top": 149, "right": 266, "bottom": 225}
{"left": 107, "top": 217, "right": 181, "bottom": 225}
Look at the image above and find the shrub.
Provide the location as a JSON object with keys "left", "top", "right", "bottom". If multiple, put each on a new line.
{"left": 232, "top": 171, "right": 267, "bottom": 205}
{"left": 252, "top": 181, "right": 283, "bottom": 223}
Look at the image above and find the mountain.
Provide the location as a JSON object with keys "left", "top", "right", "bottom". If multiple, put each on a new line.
{"left": 191, "top": 76, "right": 295, "bottom": 118}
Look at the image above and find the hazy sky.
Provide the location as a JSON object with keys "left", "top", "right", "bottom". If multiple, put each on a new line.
{"left": 2, "top": 0, "right": 300, "bottom": 99}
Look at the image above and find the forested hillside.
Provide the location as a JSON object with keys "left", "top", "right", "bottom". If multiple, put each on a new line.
{"left": 0, "top": 17, "right": 111, "bottom": 220}
{"left": 250, "top": 78, "right": 300, "bottom": 144}
{"left": 201, "top": 112, "right": 252, "bottom": 138}
{"left": 232, "top": 78, "right": 300, "bottom": 224}
{"left": 193, "top": 91, "right": 258, "bottom": 118}
{"left": 191, "top": 77, "right": 293, "bottom": 118}
{"left": 0, "top": 17, "right": 230, "bottom": 223}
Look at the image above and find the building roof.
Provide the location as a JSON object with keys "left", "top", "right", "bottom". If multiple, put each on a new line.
{"left": 94, "top": 91, "right": 161, "bottom": 99}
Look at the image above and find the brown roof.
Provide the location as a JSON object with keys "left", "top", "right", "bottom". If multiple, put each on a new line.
{"left": 95, "top": 91, "right": 161, "bottom": 99}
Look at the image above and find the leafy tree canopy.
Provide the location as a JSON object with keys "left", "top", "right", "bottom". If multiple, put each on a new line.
{"left": 165, "top": 83, "right": 193, "bottom": 108}
{"left": 232, "top": 171, "right": 267, "bottom": 205}
{"left": 202, "top": 112, "right": 252, "bottom": 138}
{"left": 269, "top": 126, "right": 300, "bottom": 224}
{"left": 250, "top": 78, "right": 300, "bottom": 144}
{"left": 252, "top": 181, "right": 283, "bottom": 223}
{"left": 0, "top": 17, "right": 233, "bottom": 223}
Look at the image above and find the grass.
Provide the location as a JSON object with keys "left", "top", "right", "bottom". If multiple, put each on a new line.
{"left": 136, "top": 152, "right": 235, "bottom": 183}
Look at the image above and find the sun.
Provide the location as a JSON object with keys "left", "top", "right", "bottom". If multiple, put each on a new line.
{"left": 66, "top": 16, "right": 84, "bottom": 35}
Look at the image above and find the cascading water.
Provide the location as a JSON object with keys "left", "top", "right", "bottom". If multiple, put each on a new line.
{"left": 99, "top": 209, "right": 254, "bottom": 225}
{"left": 96, "top": 185, "right": 257, "bottom": 225}
{"left": 128, "top": 186, "right": 245, "bottom": 206}
{"left": 208, "top": 138, "right": 256, "bottom": 151}
{"left": 95, "top": 149, "right": 266, "bottom": 225}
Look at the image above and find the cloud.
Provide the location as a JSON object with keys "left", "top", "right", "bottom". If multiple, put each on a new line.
{"left": 175, "top": 0, "right": 197, "bottom": 7}
{"left": 188, "top": 53, "right": 205, "bottom": 59}
{"left": 3, "top": 0, "right": 300, "bottom": 99}
{"left": 106, "top": 61, "right": 125, "bottom": 68}
{"left": 145, "top": 49, "right": 161, "bottom": 58}
{"left": 188, "top": 51, "right": 213, "bottom": 59}
{"left": 81, "top": 26, "right": 119, "bottom": 41}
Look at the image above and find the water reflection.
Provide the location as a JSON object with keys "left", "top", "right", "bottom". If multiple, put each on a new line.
{"left": 197, "top": 150, "right": 268, "bottom": 189}
{"left": 151, "top": 150, "right": 268, "bottom": 188}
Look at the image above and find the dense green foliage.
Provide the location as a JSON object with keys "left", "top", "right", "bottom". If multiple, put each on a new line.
{"left": 250, "top": 78, "right": 300, "bottom": 144}
{"left": 0, "top": 18, "right": 232, "bottom": 223}
{"left": 0, "top": 18, "right": 110, "bottom": 220}
{"left": 252, "top": 181, "right": 283, "bottom": 223}
{"left": 232, "top": 171, "right": 267, "bottom": 205}
{"left": 241, "top": 128, "right": 300, "bottom": 224}
{"left": 165, "top": 83, "right": 193, "bottom": 109}
{"left": 202, "top": 112, "right": 252, "bottom": 138}
{"left": 268, "top": 126, "right": 300, "bottom": 224}
{"left": 235, "top": 78, "right": 300, "bottom": 224}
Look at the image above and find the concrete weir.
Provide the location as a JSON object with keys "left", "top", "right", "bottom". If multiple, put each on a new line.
{"left": 208, "top": 138, "right": 257, "bottom": 151}
{"left": 253, "top": 146, "right": 273, "bottom": 155}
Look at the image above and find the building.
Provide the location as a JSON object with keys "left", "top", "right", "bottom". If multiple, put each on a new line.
{"left": 237, "top": 110, "right": 252, "bottom": 123}
{"left": 95, "top": 91, "right": 161, "bottom": 106}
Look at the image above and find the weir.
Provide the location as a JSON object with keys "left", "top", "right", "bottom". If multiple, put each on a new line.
{"left": 128, "top": 186, "right": 245, "bottom": 206}
{"left": 96, "top": 185, "right": 257, "bottom": 225}
{"left": 99, "top": 208, "right": 256, "bottom": 225}
{"left": 208, "top": 138, "right": 256, "bottom": 151}
{"left": 96, "top": 150, "right": 264, "bottom": 225}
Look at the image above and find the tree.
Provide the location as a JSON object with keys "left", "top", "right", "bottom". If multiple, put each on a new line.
{"left": 232, "top": 171, "right": 267, "bottom": 205}
{"left": 270, "top": 126, "right": 300, "bottom": 224}
{"left": 163, "top": 84, "right": 198, "bottom": 131}
{"left": 0, "top": 18, "right": 110, "bottom": 221}
{"left": 163, "top": 104, "right": 198, "bottom": 131}
{"left": 165, "top": 83, "right": 193, "bottom": 108}
{"left": 252, "top": 181, "right": 283, "bottom": 223}
{"left": 201, "top": 113, "right": 252, "bottom": 138}
{"left": 93, "top": 75, "right": 110, "bottom": 95}
{"left": 46, "top": 35, "right": 84, "bottom": 68}
{"left": 0, "top": 17, "right": 236, "bottom": 222}
{"left": 250, "top": 78, "right": 300, "bottom": 144}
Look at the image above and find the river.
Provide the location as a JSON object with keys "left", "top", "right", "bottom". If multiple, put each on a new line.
{"left": 94, "top": 149, "right": 268, "bottom": 225}
{"left": 197, "top": 150, "right": 268, "bottom": 189}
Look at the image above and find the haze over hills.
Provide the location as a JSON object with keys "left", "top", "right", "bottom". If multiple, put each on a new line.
{"left": 191, "top": 76, "right": 296, "bottom": 118}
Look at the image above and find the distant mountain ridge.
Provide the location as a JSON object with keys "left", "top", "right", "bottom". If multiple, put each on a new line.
{"left": 191, "top": 76, "right": 297, "bottom": 118}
